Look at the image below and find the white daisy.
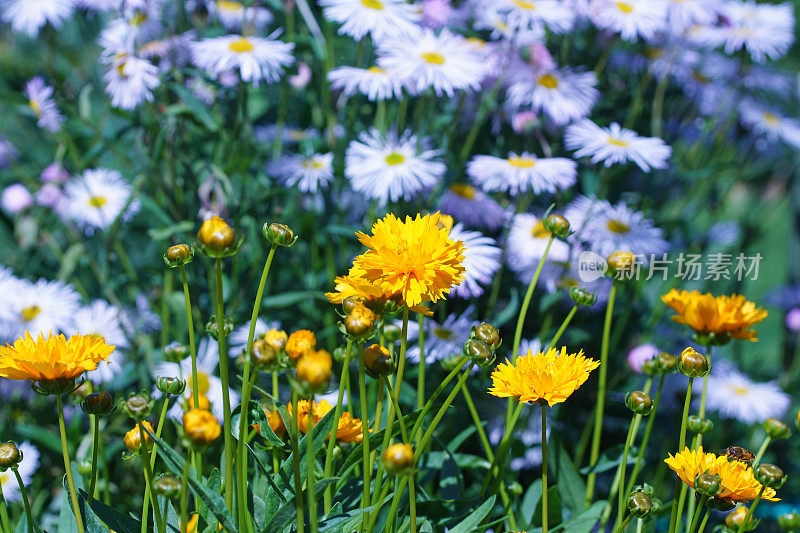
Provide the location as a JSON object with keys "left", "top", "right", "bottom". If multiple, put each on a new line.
{"left": 319, "top": 0, "right": 421, "bottom": 43}
{"left": 267, "top": 152, "right": 334, "bottom": 193}
{"left": 468, "top": 152, "right": 577, "bottom": 195}
{"left": 589, "top": 0, "right": 668, "bottom": 42}
{"left": 344, "top": 129, "right": 445, "bottom": 205}
{"left": 437, "top": 182, "right": 508, "bottom": 231}
{"left": 228, "top": 318, "right": 281, "bottom": 357}
{"left": 405, "top": 306, "right": 476, "bottom": 364}
{"left": 739, "top": 100, "right": 800, "bottom": 150}
{"left": 328, "top": 65, "right": 404, "bottom": 101}
{"left": 493, "top": 0, "right": 576, "bottom": 34}
{"left": 191, "top": 33, "right": 295, "bottom": 86}
{"left": 506, "top": 67, "right": 599, "bottom": 126}
{"left": 713, "top": 1, "right": 794, "bottom": 63}
{"left": 156, "top": 337, "right": 240, "bottom": 423}
{"left": 23, "top": 77, "right": 64, "bottom": 133}
{"left": 449, "top": 224, "right": 502, "bottom": 299}
{"left": 505, "top": 212, "right": 570, "bottom": 284}
{"left": 1, "top": 184, "right": 33, "bottom": 214}
{"left": 1, "top": 0, "right": 74, "bottom": 37}
{"left": 565, "top": 119, "right": 671, "bottom": 172}
{"left": 209, "top": 0, "right": 273, "bottom": 31}
{"left": 67, "top": 300, "right": 129, "bottom": 384}
{"left": 0, "top": 442, "right": 39, "bottom": 502}
{"left": 103, "top": 53, "right": 161, "bottom": 110}
{"left": 0, "top": 277, "right": 80, "bottom": 339}
{"left": 565, "top": 195, "right": 668, "bottom": 259}
{"left": 60, "top": 169, "right": 139, "bottom": 234}
{"left": 665, "top": 0, "right": 717, "bottom": 32}
{"left": 704, "top": 361, "right": 790, "bottom": 425}
{"left": 376, "top": 28, "right": 489, "bottom": 97}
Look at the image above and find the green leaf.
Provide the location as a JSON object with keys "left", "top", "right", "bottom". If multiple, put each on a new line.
{"left": 533, "top": 486, "right": 562, "bottom": 528}
{"left": 550, "top": 434, "right": 586, "bottom": 513}
{"left": 260, "top": 291, "right": 329, "bottom": 309}
{"left": 15, "top": 423, "right": 63, "bottom": 455}
{"left": 548, "top": 501, "right": 605, "bottom": 533}
{"left": 492, "top": 287, "right": 520, "bottom": 328}
{"left": 232, "top": 400, "right": 285, "bottom": 447}
{"left": 78, "top": 489, "right": 135, "bottom": 533}
{"left": 579, "top": 444, "right": 638, "bottom": 475}
{"left": 447, "top": 496, "right": 496, "bottom": 533}
{"left": 521, "top": 479, "right": 543, "bottom": 527}
{"left": 146, "top": 220, "right": 195, "bottom": 242}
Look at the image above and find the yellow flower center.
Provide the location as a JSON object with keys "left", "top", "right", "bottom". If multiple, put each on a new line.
{"left": 531, "top": 221, "right": 550, "bottom": 239}
{"left": 301, "top": 159, "right": 324, "bottom": 169}
{"left": 89, "top": 196, "right": 107, "bottom": 208}
{"left": 0, "top": 473, "right": 6, "bottom": 487}
{"left": 361, "top": 0, "right": 384, "bottom": 9}
{"left": 692, "top": 70, "right": 710, "bottom": 84}
{"left": 385, "top": 152, "right": 406, "bottom": 166}
{"left": 29, "top": 100, "right": 41, "bottom": 116}
{"left": 433, "top": 327, "right": 454, "bottom": 340}
{"left": 368, "top": 66, "right": 385, "bottom": 74}
{"left": 130, "top": 11, "right": 147, "bottom": 26}
{"left": 508, "top": 155, "right": 536, "bottom": 168}
{"left": 645, "top": 47, "right": 663, "bottom": 60}
{"left": 733, "top": 386, "right": 749, "bottom": 395}
{"left": 421, "top": 52, "right": 445, "bottom": 65}
{"left": 116, "top": 61, "right": 127, "bottom": 78}
{"left": 537, "top": 73, "right": 559, "bottom": 89}
{"left": 217, "top": 0, "right": 243, "bottom": 11}
{"left": 513, "top": 0, "right": 536, "bottom": 9}
{"left": 188, "top": 372, "right": 211, "bottom": 395}
{"left": 450, "top": 183, "right": 476, "bottom": 199}
{"left": 229, "top": 38, "right": 255, "bottom": 53}
{"left": 762, "top": 112, "right": 780, "bottom": 125}
{"left": 21, "top": 305, "right": 41, "bottom": 322}
{"left": 607, "top": 137, "right": 630, "bottom": 147}
{"left": 616, "top": 1, "right": 634, "bottom": 13}
{"left": 606, "top": 219, "right": 631, "bottom": 234}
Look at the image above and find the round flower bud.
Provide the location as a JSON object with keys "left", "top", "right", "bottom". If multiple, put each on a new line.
{"left": 342, "top": 296, "right": 365, "bottom": 315}
{"left": 123, "top": 421, "right": 154, "bottom": 452}
{"left": 626, "top": 491, "right": 653, "bottom": 519}
{"left": 154, "top": 475, "right": 182, "bottom": 499}
{"left": 473, "top": 323, "right": 501, "bottom": 349}
{"left": 464, "top": 339, "right": 494, "bottom": 367}
{"left": 656, "top": 352, "right": 678, "bottom": 373}
{"left": 382, "top": 324, "right": 401, "bottom": 343}
{"left": 163, "top": 244, "right": 194, "bottom": 268}
{"left": 383, "top": 443, "right": 414, "bottom": 475}
{"left": 344, "top": 304, "right": 377, "bottom": 338}
{"left": 755, "top": 463, "right": 786, "bottom": 489}
{"left": 693, "top": 473, "right": 722, "bottom": 496}
{"left": 726, "top": 506, "right": 751, "bottom": 530}
{"left": 363, "top": 344, "right": 396, "bottom": 378}
{"left": 543, "top": 213, "right": 570, "bottom": 238}
{"left": 250, "top": 339, "right": 278, "bottom": 369}
{"left": 631, "top": 483, "right": 655, "bottom": 497}
{"left": 263, "top": 222, "right": 297, "bottom": 247}
{"left": 164, "top": 342, "right": 189, "bottom": 363}
{"left": 81, "top": 390, "right": 115, "bottom": 416}
{"left": 183, "top": 409, "right": 222, "bottom": 447}
{"left": 569, "top": 286, "right": 597, "bottom": 307}
{"left": 263, "top": 329, "right": 288, "bottom": 353}
{"left": 77, "top": 460, "right": 92, "bottom": 476}
{"left": 607, "top": 251, "right": 636, "bottom": 275}
{"left": 687, "top": 416, "right": 714, "bottom": 435}
{"left": 763, "top": 418, "right": 792, "bottom": 440}
{"left": 205, "top": 315, "right": 234, "bottom": 340}
{"left": 124, "top": 394, "right": 153, "bottom": 420}
{"left": 185, "top": 393, "right": 211, "bottom": 411}
{"left": 778, "top": 511, "right": 800, "bottom": 530}
{"left": 0, "top": 442, "right": 22, "bottom": 470}
{"left": 197, "top": 215, "right": 238, "bottom": 256}
{"left": 286, "top": 330, "right": 316, "bottom": 361}
{"left": 507, "top": 481, "right": 523, "bottom": 496}
{"left": 625, "top": 391, "right": 653, "bottom": 415}
{"left": 296, "top": 350, "right": 333, "bottom": 390}
{"left": 706, "top": 497, "right": 736, "bottom": 512}
{"left": 640, "top": 359, "right": 659, "bottom": 376}
{"left": 32, "top": 377, "right": 77, "bottom": 396}
{"left": 678, "top": 347, "right": 709, "bottom": 378}
{"left": 157, "top": 377, "right": 187, "bottom": 396}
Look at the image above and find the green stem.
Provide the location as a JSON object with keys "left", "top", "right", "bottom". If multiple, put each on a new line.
{"left": 307, "top": 393, "right": 318, "bottom": 533}
{"left": 693, "top": 345, "right": 712, "bottom": 451}
{"left": 408, "top": 473, "right": 417, "bottom": 533}
{"left": 0, "top": 489, "right": 10, "bottom": 533}
{"left": 408, "top": 357, "right": 468, "bottom": 449}
{"left": 417, "top": 313, "right": 425, "bottom": 416}
{"left": 614, "top": 513, "right": 633, "bottom": 533}
{"left": 139, "top": 423, "right": 164, "bottom": 533}
{"left": 512, "top": 235, "right": 555, "bottom": 362}
{"left": 57, "top": 395, "right": 85, "bottom": 533}
{"left": 545, "top": 304, "right": 577, "bottom": 350}
{"left": 651, "top": 76, "right": 669, "bottom": 138}
{"left": 324, "top": 340, "right": 354, "bottom": 513}
{"left": 13, "top": 468, "right": 36, "bottom": 533}
{"left": 481, "top": 401, "right": 525, "bottom": 496}
{"left": 291, "top": 390, "right": 305, "bottom": 533}
{"left": 89, "top": 414, "right": 100, "bottom": 499}
{"left": 688, "top": 496, "right": 709, "bottom": 533}
{"left": 585, "top": 281, "right": 617, "bottom": 507}
{"left": 542, "top": 406, "right": 549, "bottom": 533}
{"left": 668, "top": 377, "right": 694, "bottom": 533}
{"left": 214, "top": 258, "right": 234, "bottom": 511}
{"left": 753, "top": 436, "right": 772, "bottom": 466}
{"left": 462, "top": 385, "right": 493, "bottom": 461}
{"left": 179, "top": 450, "right": 191, "bottom": 533}
{"left": 738, "top": 487, "right": 765, "bottom": 533}
{"left": 697, "top": 508, "right": 711, "bottom": 533}
{"left": 179, "top": 266, "right": 202, "bottom": 477}
{"left": 383, "top": 379, "right": 409, "bottom": 444}
{"left": 613, "top": 414, "right": 639, "bottom": 530}
{"left": 358, "top": 342, "right": 372, "bottom": 527}
{"left": 626, "top": 375, "right": 665, "bottom": 496}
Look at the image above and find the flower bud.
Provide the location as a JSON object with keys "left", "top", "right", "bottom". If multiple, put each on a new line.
{"left": 163, "top": 244, "right": 194, "bottom": 268}
{"left": 123, "top": 421, "right": 154, "bottom": 452}
{"left": 185, "top": 393, "right": 211, "bottom": 411}
{"left": 0, "top": 442, "right": 22, "bottom": 470}
{"left": 640, "top": 358, "right": 658, "bottom": 376}
{"left": 543, "top": 213, "right": 570, "bottom": 238}
{"left": 383, "top": 443, "right": 414, "bottom": 475}
{"left": 164, "top": 342, "right": 189, "bottom": 362}
{"left": 205, "top": 315, "right": 234, "bottom": 340}
{"left": 154, "top": 475, "right": 182, "bottom": 499}
{"left": 157, "top": 377, "right": 187, "bottom": 396}
{"left": 778, "top": 511, "right": 800, "bottom": 530}
{"left": 656, "top": 352, "right": 677, "bottom": 373}
{"left": 32, "top": 377, "right": 77, "bottom": 396}
{"left": 607, "top": 251, "right": 636, "bottom": 275}
{"left": 569, "top": 286, "right": 597, "bottom": 307}
{"left": 344, "top": 304, "right": 377, "bottom": 338}
{"left": 342, "top": 296, "right": 365, "bottom": 315}
{"left": 77, "top": 460, "right": 92, "bottom": 476}
{"left": 706, "top": 496, "right": 736, "bottom": 511}
{"left": 726, "top": 506, "right": 752, "bottom": 530}
{"left": 763, "top": 418, "right": 792, "bottom": 440}
{"left": 694, "top": 473, "right": 722, "bottom": 496}
{"left": 124, "top": 394, "right": 153, "bottom": 420}
{"left": 678, "top": 347, "right": 709, "bottom": 378}
{"left": 625, "top": 390, "right": 653, "bottom": 415}
{"left": 382, "top": 324, "right": 401, "bottom": 343}
{"left": 626, "top": 491, "right": 653, "bottom": 519}
{"left": 631, "top": 483, "right": 655, "bottom": 497}
{"left": 263, "top": 222, "right": 297, "bottom": 247}
{"left": 507, "top": 481, "right": 523, "bottom": 496}
{"left": 687, "top": 416, "right": 714, "bottom": 435}
{"left": 81, "top": 390, "right": 115, "bottom": 416}
{"left": 250, "top": 339, "right": 278, "bottom": 369}
{"left": 197, "top": 215, "right": 238, "bottom": 257}
{"left": 473, "top": 323, "right": 501, "bottom": 349}
{"left": 296, "top": 350, "right": 333, "bottom": 390}
{"left": 286, "top": 330, "right": 316, "bottom": 361}
{"left": 364, "top": 344, "right": 395, "bottom": 378}
{"left": 183, "top": 409, "right": 222, "bottom": 448}
{"left": 263, "top": 329, "right": 288, "bottom": 352}
{"left": 755, "top": 463, "right": 786, "bottom": 489}
{"left": 464, "top": 339, "right": 494, "bottom": 367}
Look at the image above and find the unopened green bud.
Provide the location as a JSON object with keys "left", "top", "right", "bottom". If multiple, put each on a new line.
{"left": 755, "top": 463, "right": 786, "bottom": 489}
{"left": 205, "top": 315, "right": 234, "bottom": 340}
{"left": 464, "top": 339, "right": 494, "bottom": 367}
{"left": 263, "top": 222, "right": 297, "bottom": 247}
{"left": 694, "top": 473, "right": 722, "bottom": 496}
{"left": 569, "top": 286, "right": 597, "bottom": 307}
{"left": 473, "top": 323, "right": 501, "bottom": 349}
{"left": 656, "top": 352, "right": 677, "bottom": 373}
{"left": 341, "top": 295, "right": 365, "bottom": 315}
{"left": 124, "top": 393, "right": 153, "bottom": 420}
{"left": 778, "top": 511, "right": 800, "bottom": 530}
{"left": 763, "top": 418, "right": 792, "bottom": 440}
{"left": 625, "top": 390, "right": 653, "bottom": 415}
{"left": 687, "top": 416, "right": 714, "bottom": 435}
{"left": 157, "top": 377, "right": 187, "bottom": 396}
{"left": 627, "top": 491, "right": 653, "bottom": 519}
{"left": 507, "top": 481, "right": 523, "bottom": 496}
{"left": 678, "top": 347, "right": 709, "bottom": 378}
{"left": 363, "top": 344, "right": 395, "bottom": 378}
{"left": 0, "top": 442, "right": 22, "bottom": 470}
{"left": 543, "top": 214, "right": 571, "bottom": 238}
{"left": 163, "top": 244, "right": 194, "bottom": 268}
{"left": 154, "top": 475, "right": 182, "bottom": 498}
{"left": 164, "top": 342, "right": 189, "bottom": 362}
{"left": 81, "top": 390, "right": 115, "bottom": 416}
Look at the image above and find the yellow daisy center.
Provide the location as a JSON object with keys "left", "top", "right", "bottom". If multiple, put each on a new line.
{"left": 450, "top": 183, "right": 476, "bottom": 199}
{"left": 361, "top": 0, "right": 384, "bottom": 9}
{"left": 229, "top": 38, "right": 255, "bottom": 54}
{"left": 301, "top": 159, "right": 324, "bottom": 169}
{"left": 21, "top": 305, "right": 41, "bottom": 322}
{"left": 385, "top": 152, "right": 406, "bottom": 166}
{"left": 508, "top": 155, "right": 536, "bottom": 168}
{"left": 733, "top": 386, "right": 749, "bottom": 395}
{"left": 188, "top": 372, "right": 211, "bottom": 395}
{"left": 537, "top": 74, "right": 559, "bottom": 89}
{"left": 29, "top": 100, "right": 42, "bottom": 116}
{"left": 89, "top": 196, "right": 107, "bottom": 208}
{"left": 762, "top": 112, "right": 780, "bottom": 125}
{"left": 606, "top": 219, "right": 631, "bottom": 234}
{"left": 645, "top": 47, "right": 663, "bottom": 60}
{"left": 116, "top": 61, "right": 127, "bottom": 78}
{"left": 368, "top": 66, "right": 385, "bottom": 74}
{"left": 433, "top": 327, "right": 454, "bottom": 340}
{"left": 513, "top": 0, "right": 536, "bottom": 9}
{"left": 130, "top": 11, "right": 147, "bottom": 26}
{"left": 607, "top": 137, "right": 630, "bottom": 147}
{"left": 0, "top": 473, "right": 6, "bottom": 486}
{"left": 531, "top": 221, "right": 550, "bottom": 239}
{"left": 217, "top": 0, "right": 243, "bottom": 11}
{"left": 421, "top": 52, "right": 446, "bottom": 65}
{"left": 616, "top": 1, "right": 634, "bottom": 13}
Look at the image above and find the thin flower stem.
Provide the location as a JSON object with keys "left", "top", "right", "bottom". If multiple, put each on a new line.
{"left": 324, "top": 340, "right": 354, "bottom": 513}
{"left": 89, "top": 414, "right": 100, "bottom": 499}
{"left": 481, "top": 401, "right": 525, "bottom": 496}
{"left": 57, "top": 395, "right": 85, "bottom": 533}
{"left": 307, "top": 393, "right": 318, "bottom": 533}
{"left": 291, "top": 390, "right": 305, "bottom": 533}
{"left": 753, "top": 436, "right": 772, "bottom": 466}
{"left": 697, "top": 508, "right": 712, "bottom": 533}
{"left": 668, "top": 377, "right": 694, "bottom": 533}
{"left": 585, "top": 281, "right": 617, "bottom": 508}
{"left": 179, "top": 265, "right": 202, "bottom": 477}
{"left": 179, "top": 450, "right": 191, "bottom": 533}
{"left": 214, "top": 258, "right": 235, "bottom": 511}
{"left": 462, "top": 385, "right": 493, "bottom": 461}
{"left": 383, "top": 379, "right": 409, "bottom": 443}
{"left": 738, "top": 487, "right": 765, "bottom": 533}
{"left": 613, "top": 414, "right": 640, "bottom": 531}
{"left": 542, "top": 406, "right": 549, "bottom": 533}
{"left": 613, "top": 513, "right": 633, "bottom": 533}
{"left": 394, "top": 308, "right": 410, "bottom": 422}
{"left": 417, "top": 313, "right": 425, "bottom": 420}
{"left": 13, "top": 468, "right": 35, "bottom": 533}
{"left": 545, "top": 304, "right": 577, "bottom": 350}
{"left": 650, "top": 76, "right": 669, "bottom": 138}
{"left": 693, "top": 345, "right": 712, "bottom": 451}
{"left": 0, "top": 479, "right": 13, "bottom": 533}
{"left": 408, "top": 473, "right": 417, "bottom": 533}
{"left": 358, "top": 342, "right": 372, "bottom": 528}
{"left": 626, "top": 375, "right": 666, "bottom": 496}
{"left": 636, "top": 518, "right": 643, "bottom": 533}
{"left": 409, "top": 357, "right": 468, "bottom": 443}
{"left": 688, "top": 496, "right": 709, "bottom": 533}
{"left": 139, "top": 423, "right": 164, "bottom": 533}
{"left": 512, "top": 234, "right": 555, "bottom": 363}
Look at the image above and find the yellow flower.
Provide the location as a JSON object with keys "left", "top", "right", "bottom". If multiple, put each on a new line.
{"left": 182, "top": 409, "right": 222, "bottom": 447}
{"left": 262, "top": 329, "right": 288, "bottom": 352}
{"left": 325, "top": 267, "right": 432, "bottom": 315}
{"left": 285, "top": 330, "right": 316, "bottom": 361}
{"left": 488, "top": 347, "right": 600, "bottom": 406}
{"left": 254, "top": 407, "right": 286, "bottom": 438}
{"left": 184, "top": 393, "right": 211, "bottom": 411}
{"left": 350, "top": 213, "right": 466, "bottom": 308}
{"left": 288, "top": 399, "right": 367, "bottom": 443}
{"left": 661, "top": 289, "right": 767, "bottom": 342}
{"left": 123, "top": 421, "right": 154, "bottom": 452}
{"left": 182, "top": 514, "right": 198, "bottom": 533}
{"left": 665, "top": 447, "right": 779, "bottom": 502}
{"left": 0, "top": 331, "right": 114, "bottom": 382}
{"left": 196, "top": 215, "right": 236, "bottom": 253}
